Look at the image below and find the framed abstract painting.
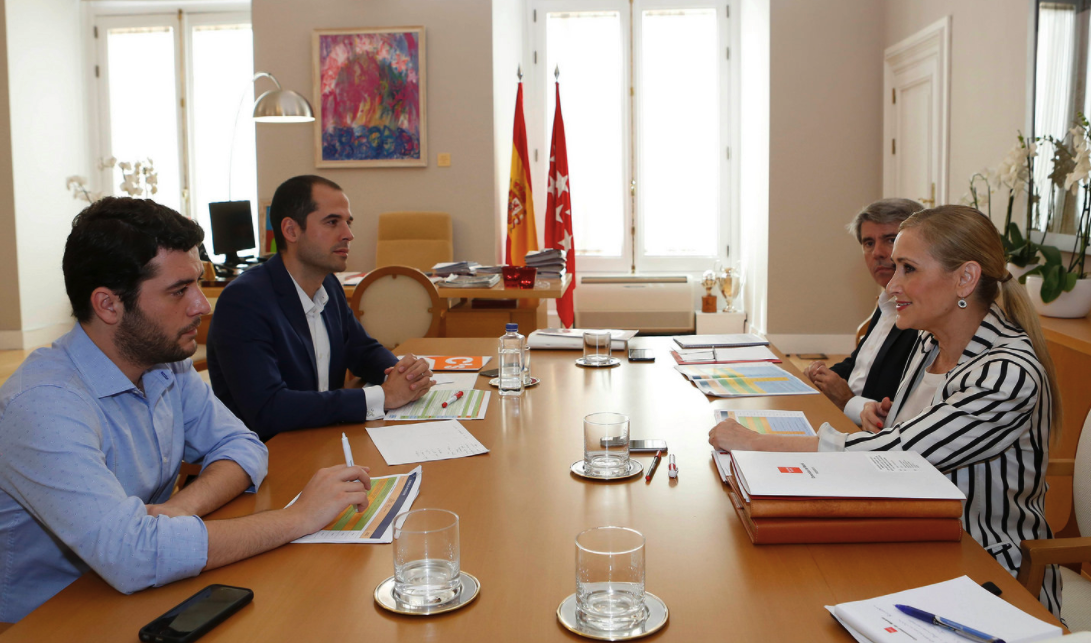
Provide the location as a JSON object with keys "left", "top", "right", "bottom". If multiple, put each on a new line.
{"left": 312, "top": 27, "right": 427, "bottom": 167}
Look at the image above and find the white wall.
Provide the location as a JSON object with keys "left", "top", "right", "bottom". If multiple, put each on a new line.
{"left": 252, "top": 0, "right": 497, "bottom": 273}
{"left": 1, "top": 0, "right": 86, "bottom": 348}
{"left": 492, "top": 0, "right": 527, "bottom": 262}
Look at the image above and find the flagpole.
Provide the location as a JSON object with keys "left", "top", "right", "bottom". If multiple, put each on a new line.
{"left": 517, "top": 65, "right": 522, "bottom": 81}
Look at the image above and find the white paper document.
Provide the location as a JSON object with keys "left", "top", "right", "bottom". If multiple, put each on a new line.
{"left": 383, "top": 389, "right": 490, "bottom": 421}
{"left": 729, "top": 451, "right": 966, "bottom": 500}
{"left": 673, "top": 334, "right": 769, "bottom": 349}
{"left": 676, "top": 346, "right": 779, "bottom": 363}
{"left": 827, "top": 575, "right": 1061, "bottom": 643}
{"left": 287, "top": 466, "right": 422, "bottom": 544}
{"left": 713, "top": 409, "right": 816, "bottom": 436}
{"left": 366, "top": 420, "right": 489, "bottom": 466}
{"left": 430, "top": 372, "right": 479, "bottom": 390}
{"left": 527, "top": 328, "right": 638, "bottom": 350}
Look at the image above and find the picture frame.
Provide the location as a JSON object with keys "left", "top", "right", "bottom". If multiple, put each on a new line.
{"left": 257, "top": 199, "right": 275, "bottom": 256}
{"left": 312, "top": 26, "right": 427, "bottom": 168}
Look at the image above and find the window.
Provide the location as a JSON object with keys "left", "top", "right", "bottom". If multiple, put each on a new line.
{"left": 93, "top": 9, "right": 257, "bottom": 261}
{"left": 530, "top": 0, "right": 732, "bottom": 273}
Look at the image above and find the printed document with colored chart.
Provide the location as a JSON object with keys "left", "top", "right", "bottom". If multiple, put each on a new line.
{"left": 289, "top": 466, "right": 423, "bottom": 544}
{"left": 676, "top": 363, "right": 818, "bottom": 397}
{"left": 384, "top": 389, "right": 490, "bottom": 420}
{"left": 714, "top": 410, "right": 816, "bottom": 436}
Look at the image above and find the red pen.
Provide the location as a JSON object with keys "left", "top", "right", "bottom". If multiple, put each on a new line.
{"left": 645, "top": 450, "right": 662, "bottom": 482}
{"left": 441, "top": 391, "right": 465, "bottom": 408}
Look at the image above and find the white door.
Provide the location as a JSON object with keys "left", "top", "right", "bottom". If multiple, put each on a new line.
{"left": 883, "top": 17, "right": 950, "bottom": 207}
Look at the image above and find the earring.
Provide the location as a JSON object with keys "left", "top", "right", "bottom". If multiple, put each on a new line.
{"left": 957, "top": 298, "right": 967, "bottom": 309}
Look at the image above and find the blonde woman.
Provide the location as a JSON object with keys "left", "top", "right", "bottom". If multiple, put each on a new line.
{"left": 709, "top": 205, "right": 1062, "bottom": 614}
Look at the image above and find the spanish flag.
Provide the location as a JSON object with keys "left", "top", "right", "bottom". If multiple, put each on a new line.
{"left": 506, "top": 82, "right": 538, "bottom": 265}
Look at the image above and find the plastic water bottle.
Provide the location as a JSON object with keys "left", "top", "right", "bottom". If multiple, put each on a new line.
{"left": 498, "top": 323, "right": 524, "bottom": 397}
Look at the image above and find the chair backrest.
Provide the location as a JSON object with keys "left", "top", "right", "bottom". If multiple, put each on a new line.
{"left": 1072, "top": 407, "right": 1091, "bottom": 535}
{"left": 349, "top": 266, "right": 447, "bottom": 350}
{"left": 375, "top": 211, "right": 453, "bottom": 272}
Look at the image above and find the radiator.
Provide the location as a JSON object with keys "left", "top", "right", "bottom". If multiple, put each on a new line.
{"left": 574, "top": 275, "right": 694, "bottom": 333}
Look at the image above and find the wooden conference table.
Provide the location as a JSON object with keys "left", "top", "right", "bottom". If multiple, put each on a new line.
{"left": 0, "top": 337, "right": 1061, "bottom": 642}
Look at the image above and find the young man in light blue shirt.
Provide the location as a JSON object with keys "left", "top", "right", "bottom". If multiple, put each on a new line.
{"left": 0, "top": 198, "right": 372, "bottom": 623}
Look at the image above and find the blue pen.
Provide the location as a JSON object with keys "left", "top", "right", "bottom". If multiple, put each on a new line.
{"left": 895, "top": 604, "right": 1006, "bottom": 643}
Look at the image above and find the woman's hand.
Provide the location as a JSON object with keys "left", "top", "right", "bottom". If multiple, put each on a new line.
{"left": 861, "top": 397, "right": 892, "bottom": 433}
{"left": 708, "top": 419, "right": 758, "bottom": 452}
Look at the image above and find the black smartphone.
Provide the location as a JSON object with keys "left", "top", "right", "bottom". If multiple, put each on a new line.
{"left": 630, "top": 439, "right": 667, "bottom": 453}
{"left": 138, "top": 585, "right": 253, "bottom": 643}
{"left": 628, "top": 348, "right": 655, "bottom": 362}
{"left": 479, "top": 368, "right": 499, "bottom": 378}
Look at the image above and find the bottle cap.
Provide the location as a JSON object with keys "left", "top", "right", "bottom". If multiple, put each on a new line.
{"left": 506, "top": 323, "right": 518, "bottom": 332}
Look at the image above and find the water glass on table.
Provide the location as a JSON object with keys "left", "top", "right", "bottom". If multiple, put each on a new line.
{"left": 582, "top": 330, "right": 612, "bottom": 365}
{"left": 583, "top": 412, "right": 630, "bottom": 476}
{"left": 575, "top": 526, "right": 647, "bottom": 631}
{"left": 393, "top": 509, "right": 462, "bottom": 607}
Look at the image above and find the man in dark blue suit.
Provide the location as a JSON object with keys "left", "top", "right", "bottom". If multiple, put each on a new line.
{"left": 803, "top": 199, "right": 922, "bottom": 427}
{"left": 207, "top": 175, "right": 434, "bottom": 440}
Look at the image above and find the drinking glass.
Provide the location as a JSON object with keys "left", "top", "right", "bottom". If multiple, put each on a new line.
{"left": 575, "top": 527, "right": 647, "bottom": 631}
{"left": 393, "top": 509, "right": 461, "bottom": 606}
{"left": 583, "top": 412, "right": 630, "bottom": 476}
{"left": 522, "top": 341, "right": 533, "bottom": 385}
{"left": 583, "top": 330, "right": 612, "bottom": 365}
{"left": 517, "top": 266, "right": 538, "bottom": 289}
{"left": 501, "top": 265, "right": 520, "bottom": 288}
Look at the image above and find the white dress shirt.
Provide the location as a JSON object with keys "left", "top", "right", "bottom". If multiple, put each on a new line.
{"left": 842, "top": 290, "right": 897, "bottom": 425}
{"left": 290, "top": 275, "right": 385, "bottom": 418}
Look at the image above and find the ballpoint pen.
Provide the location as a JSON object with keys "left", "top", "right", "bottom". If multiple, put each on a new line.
{"left": 645, "top": 450, "right": 662, "bottom": 482}
{"left": 442, "top": 391, "right": 464, "bottom": 408}
{"left": 895, "top": 604, "right": 1006, "bottom": 643}
{"left": 341, "top": 432, "right": 355, "bottom": 467}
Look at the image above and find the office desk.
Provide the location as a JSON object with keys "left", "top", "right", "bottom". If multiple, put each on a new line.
{"left": 0, "top": 338, "right": 1060, "bottom": 642}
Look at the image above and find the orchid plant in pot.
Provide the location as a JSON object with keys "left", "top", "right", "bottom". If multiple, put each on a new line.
{"left": 1020, "top": 118, "right": 1091, "bottom": 318}
{"left": 967, "top": 134, "right": 1042, "bottom": 278}
{"left": 65, "top": 156, "right": 158, "bottom": 203}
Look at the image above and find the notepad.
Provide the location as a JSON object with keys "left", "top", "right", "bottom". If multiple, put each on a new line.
{"left": 827, "top": 576, "right": 1061, "bottom": 643}
{"left": 366, "top": 420, "right": 489, "bottom": 466}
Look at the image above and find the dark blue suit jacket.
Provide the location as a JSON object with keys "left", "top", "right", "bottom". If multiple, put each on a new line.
{"left": 207, "top": 254, "right": 398, "bottom": 440}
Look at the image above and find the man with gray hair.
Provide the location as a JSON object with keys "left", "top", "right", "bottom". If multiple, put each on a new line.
{"left": 803, "top": 198, "right": 924, "bottom": 426}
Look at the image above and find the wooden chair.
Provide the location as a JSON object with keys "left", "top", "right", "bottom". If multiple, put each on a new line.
{"left": 1018, "top": 407, "right": 1091, "bottom": 630}
{"left": 375, "top": 211, "right": 453, "bottom": 272}
{"left": 854, "top": 314, "right": 872, "bottom": 346}
{"left": 349, "top": 266, "right": 447, "bottom": 350}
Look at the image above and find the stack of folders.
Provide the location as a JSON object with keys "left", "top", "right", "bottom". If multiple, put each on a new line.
{"left": 432, "top": 261, "right": 482, "bottom": 277}
{"left": 714, "top": 451, "right": 965, "bottom": 544}
{"left": 524, "top": 248, "right": 566, "bottom": 278}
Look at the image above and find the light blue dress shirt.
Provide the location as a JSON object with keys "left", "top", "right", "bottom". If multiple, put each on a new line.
{"left": 0, "top": 324, "right": 268, "bottom": 622}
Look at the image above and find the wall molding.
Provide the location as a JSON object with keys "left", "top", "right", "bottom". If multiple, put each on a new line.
{"left": 0, "top": 321, "right": 74, "bottom": 350}
{"left": 765, "top": 334, "right": 856, "bottom": 356}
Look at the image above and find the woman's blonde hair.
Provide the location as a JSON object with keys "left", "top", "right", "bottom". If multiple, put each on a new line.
{"left": 899, "top": 205, "right": 1061, "bottom": 432}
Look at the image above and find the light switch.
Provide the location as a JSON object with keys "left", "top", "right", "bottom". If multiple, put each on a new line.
{"left": 437, "top": 153, "right": 451, "bottom": 167}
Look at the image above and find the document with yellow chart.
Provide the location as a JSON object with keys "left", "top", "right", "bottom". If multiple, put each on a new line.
{"left": 676, "top": 363, "right": 818, "bottom": 398}
{"left": 288, "top": 465, "right": 422, "bottom": 544}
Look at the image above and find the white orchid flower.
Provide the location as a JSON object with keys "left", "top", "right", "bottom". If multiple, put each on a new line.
{"left": 118, "top": 161, "right": 131, "bottom": 171}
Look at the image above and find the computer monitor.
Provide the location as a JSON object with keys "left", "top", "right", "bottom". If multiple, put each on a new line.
{"left": 209, "top": 200, "right": 256, "bottom": 266}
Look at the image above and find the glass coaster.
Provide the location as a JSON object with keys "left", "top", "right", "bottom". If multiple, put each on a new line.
{"left": 374, "top": 571, "right": 480, "bottom": 616}
{"left": 556, "top": 592, "right": 668, "bottom": 640}
{"left": 570, "top": 459, "right": 643, "bottom": 481}
{"left": 488, "top": 376, "right": 541, "bottom": 388}
{"left": 575, "top": 357, "right": 622, "bottom": 368}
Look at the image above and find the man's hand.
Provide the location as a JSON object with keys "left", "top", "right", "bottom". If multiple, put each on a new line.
{"left": 807, "top": 363, "right": 854, "bottom": 409}
{"left": 708, "top": 419, "right": 758, "bottom": 452}
{"left": 861, "top": 397, "right": 892, "bottom": 433}
{"left": 382, "top": 354, "right": 435, "bottom": 409}
{"left": 285, "top": 465, "right": 372, "bottom": 535}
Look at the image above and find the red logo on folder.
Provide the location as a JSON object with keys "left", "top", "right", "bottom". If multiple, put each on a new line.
{"left": 885, "top": 627, "right": 898, "bottom": 633}
{"left": 777, "top": 467, "right": 803, "bottom": 474}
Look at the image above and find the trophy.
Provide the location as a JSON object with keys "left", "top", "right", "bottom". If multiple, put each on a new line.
{"left": 717, "top": 267, "right": 740, "bottom": 313}
{"left": 700, "top": 270, "right": 718, "bottom": 313}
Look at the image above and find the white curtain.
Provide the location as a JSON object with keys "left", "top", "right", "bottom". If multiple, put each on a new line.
{"left": 1034, "top": 3, "right": 1076, "bottom": 231}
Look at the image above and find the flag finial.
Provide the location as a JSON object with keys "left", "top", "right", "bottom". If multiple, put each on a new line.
{"left": 517, "top": 65, "right": 523, "bottom": 81}
{"left": 554, "top": 65, "right": 560, "bottom": 81}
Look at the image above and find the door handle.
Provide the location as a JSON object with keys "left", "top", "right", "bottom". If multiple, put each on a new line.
{"left": 920, "top": 182, "right": 936, "bottom": 206}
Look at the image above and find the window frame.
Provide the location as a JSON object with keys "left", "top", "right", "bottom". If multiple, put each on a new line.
{"left": 526, "top": 0, "right": 736, "bottom": 274}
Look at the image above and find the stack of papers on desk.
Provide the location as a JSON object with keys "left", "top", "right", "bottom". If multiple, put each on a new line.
{"left": 672, "top": 346, "right": 780, "bottom": 364}
{"left": 289, "top": 465, "right": 423, "bottom": 544}
{"left": 527, "top": 328, "right": 637, "bottom": 350}
{"left": 440, "top": 274, "right": 500, "bottom": 288}
{"left": 719, "top": 451, "right": 965, "bottom": 544}
{"left": 827, "top": 576, "right": 1061, "bottom": 643}
{"left": 525, "top": 248, "right": 567, "bottom": 278}
{"left": 432, "top": 261, "right": 481, "bottom": 276}
{"left": 673, "top": 334, "right": 769, "bottom": 349}
{"left": 366, "top": 420, "right": 489, "bottom": 466}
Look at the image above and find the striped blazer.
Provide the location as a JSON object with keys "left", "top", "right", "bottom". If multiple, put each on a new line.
{"left": 821, "top": 304, "right": 1060, "bottom": 615}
